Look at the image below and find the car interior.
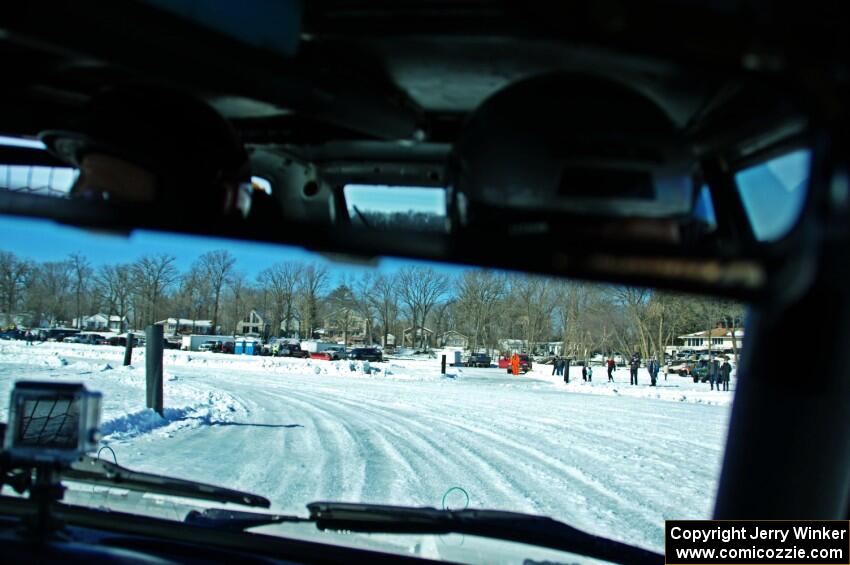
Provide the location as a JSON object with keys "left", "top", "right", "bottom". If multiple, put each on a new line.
{"left": 0, "top": 1, "right": 848, "bottom": 563}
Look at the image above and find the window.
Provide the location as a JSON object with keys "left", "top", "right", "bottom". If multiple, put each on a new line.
{"left": 343, "top": 184, "right": 448, "bottom": 232}
{"left": 735, "top": 149, "right": 811, "bottom": 241}
{"left": 0, "top": 164, "right": 78, "bottom": 196}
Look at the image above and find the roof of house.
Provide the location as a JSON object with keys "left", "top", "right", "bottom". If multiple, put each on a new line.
{"left": 679, "top": 328, "right": 745, "bottom": 339}
{"left": 156, "top": 318, "right": 213, "bottom": 326}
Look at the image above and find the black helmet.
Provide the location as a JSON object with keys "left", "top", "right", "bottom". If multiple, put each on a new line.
{"left": 448, "top": 72, "right": 696, "bottom": 227}
{"left": 40, "top": 82, "right": 250, "bottom": 204}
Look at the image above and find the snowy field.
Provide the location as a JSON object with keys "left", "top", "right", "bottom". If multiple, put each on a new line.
{"left": 0, "top": 341, "right": 733, "bottom": 555}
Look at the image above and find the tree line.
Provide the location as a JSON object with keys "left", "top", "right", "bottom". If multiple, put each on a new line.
{"left": 0, "top": 249, "right": 745, "bottom": 359}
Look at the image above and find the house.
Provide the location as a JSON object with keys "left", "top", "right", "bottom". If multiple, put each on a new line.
{"left": 673, "top": 328, "right": 745, "bottom": 353}
{"left": 71, "top": 313, "right": 128, "bottom": 332}
{"left": 402, "top": 326, "right": 434, "bottom": 348}
{"left": 321, "top": 309, "right": 367, "bottom": 345}
{"left": 239, "top": 309, "right": 269, "bottom": 336}
{"left": 498, "top": 338, "right": 526, "bottom": 354}
{"left": 0, "top": 312, "right": 33, "bottom": 328}
{"left": 238, "top": 309, "right": 301, "bottom": 337}
{"left": 156, "top": 318, "right": 216, "bottom": 335}
{"left": 438, "top": 330, "right": 468, "bottom": 349}
{"left": 534, "top": 341, "right": 564, "bottom": 356}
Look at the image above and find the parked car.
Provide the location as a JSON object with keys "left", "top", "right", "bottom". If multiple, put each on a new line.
{"left": 324, "top": 345, "right": 347, "bottom": 360}
{"left": 348, "top": 348, "right": 383, "bottom": 362}
{"left": 276, "top": 344, "right": 310, "bottom": 358}
{"left": 465, "top": 352, "right": 492, "bottom": 367}
{"left": 198, "top": 340, "right": 218, "bottom": 352}
{"left": 0, "top": 329, "right": 25, "bottom": 340}
{"left": 501, "top": 354, "right": 532, "bottom": 373}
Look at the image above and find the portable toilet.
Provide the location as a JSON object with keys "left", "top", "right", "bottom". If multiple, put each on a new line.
{"left": 234, "top": 340, "right": 245, "bottom": 355}
{"left": 454, "top": 350, "right": 462, "bottom": 366}
{"left": 245, "top": 341, "right": 255, "bottom": 355}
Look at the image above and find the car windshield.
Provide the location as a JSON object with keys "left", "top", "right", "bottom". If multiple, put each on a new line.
{"left": 0, "top": 213, "right": 743, "bottom": 560}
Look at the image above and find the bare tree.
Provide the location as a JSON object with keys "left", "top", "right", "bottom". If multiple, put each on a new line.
{"left": 131, "top": 254, "right": 179, "bottom": 327}
{"left": 327, "top": 283, "right": 358, "bottom": 346}
{"left": 298, "top": 263, "right": 329, "bottom": 339}
{"left": 224, "top": 271, "right": 249, "bottom": 335}
{"left": 68, "top": 253, "right": 92, "bottom": 329}
{"left": 97, "top": 264, "right": 133, "bottom": 331}
{"left": 0, "top": 252, "right": 31, "bottom": 327}
{"left": 26, "top": 261, "right": 73, "bottom": 327}
{"left": 369, "top": 274, "right": 399, "bottom": 348}
{"left": 455, "top": 270, "right": 506, "bottom": 351}
{"left": 397, "top": 267, "right": 450, "bottom": 349}
{"left": 195, "top": 250, "right": 236, "bottom": 333}
{"left": 258, "top": 262, "right": 301, "bottom": 338}
{"left": 508, "top": 275, "right": 554, "bottom": 353}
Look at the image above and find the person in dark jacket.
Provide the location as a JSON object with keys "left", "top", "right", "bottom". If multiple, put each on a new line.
{"left": 647, "top": 355, "right": 660, "bottom": 386}
{"left": 581, "top": 365, "right": 587, "bottom": 381}
{"left": 552, "top": 356, "right": 559, "bottom": 376}
{"left": 719, "top": 358, "right": 732, "bottom": 391}
{"left": 630, "top": 353, "right": 640, "bottom": 385}
{"left": 606, "top": 357, "right": 616, "bottom": 382}
{"left": 708, "top": 357, "right": 720, "bottom": 390}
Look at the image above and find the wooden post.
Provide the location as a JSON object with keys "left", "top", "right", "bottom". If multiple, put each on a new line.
{"left": 123, "top": 331, "right": 134, "bottom": 366}
{"left": 145, "top": 324, "right": 163, "bottom": 416}
{"left": 441, "top": 354, "right": 446, "bottom": 374}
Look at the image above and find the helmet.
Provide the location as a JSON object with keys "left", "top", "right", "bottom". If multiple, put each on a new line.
{"left": 447, "top": 72, "right": 696, "bottom": 227}
{"left": 40, "top": 82, "right": 250, "bottom": 209}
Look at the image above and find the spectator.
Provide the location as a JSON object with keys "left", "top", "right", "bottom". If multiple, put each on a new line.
{"left": 720, "top": 357, "right": 733, "bottom": 391}
{"left": 630, "top": 353, "right": 640, "bottom": 385}
{"left": 647, "top": 355, "right": 660, "bottom": 386}
{"left": 607, "top": 357, "right": 616, "bottom": 382}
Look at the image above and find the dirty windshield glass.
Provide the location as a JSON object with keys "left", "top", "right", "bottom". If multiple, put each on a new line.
{"left": 0, "top": 213, "right": 741, "bottom": 560}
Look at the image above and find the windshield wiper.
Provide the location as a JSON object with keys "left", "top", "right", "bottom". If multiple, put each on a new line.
{"left": 184, "top": 508, "right": 310, "bottom": 531}
{"left": 61, "top": 456, "right": 270, "bottom": 508}
{"left": 306, "top": 502, "right": 662, "bottom": 565}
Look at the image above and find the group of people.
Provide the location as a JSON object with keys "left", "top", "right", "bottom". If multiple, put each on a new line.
{"left": 550, "top": 352, "right": 734, "bottom": 391}
{"left": 705, "top": 358, "right": 733, "bottom": 391}
{"left": 551, "top": 356, "right": 570, "bottom": 381}
{"left": 551, "top": 356, "right": 596, "bottom": 384}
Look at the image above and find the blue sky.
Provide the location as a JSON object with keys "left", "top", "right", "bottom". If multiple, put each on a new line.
{"left": 0, "top": 214, "right": 468, "bottom": 284}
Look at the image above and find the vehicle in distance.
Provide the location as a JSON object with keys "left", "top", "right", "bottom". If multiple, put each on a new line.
{"left": 276, "top": 344, "right": 310, "bottom": 358}
{"left": 348, "top": 347, "right": 383, "bottom": 362}
{"left": 465, "top": 353, "right": 492, "bottom": 367}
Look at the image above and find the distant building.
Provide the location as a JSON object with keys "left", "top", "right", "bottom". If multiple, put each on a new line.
{"left": 156, "top": 318, "right": 216, "bottom": 335}
{"left": 321, "top": 309, "right": 367, "bottom": 345}
{"left": 498, "top": 339, "right": 526, "bottom": 354}
{"left": 0, "top": 312, "right": 33, "bottom": 328}
{"left": 438, "top": 330, "right": 468, "bottom": 349}
{"left": 72, "top": 314, "right": 128, "bottom": 332}
{"left": 672, "top": 328, "right": 745, "bottom": 353}
{"left": 239, "top": 309, "right": 269, "bottom": 336}
{"left": 238, "top": 309, "right": 300, "bottom": 337}
{"left": 403, "top": 326, "right": 434, "bottom": 348}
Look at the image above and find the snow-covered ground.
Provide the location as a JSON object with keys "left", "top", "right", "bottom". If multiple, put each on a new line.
{"left": 0, "top": 340, "right": 733, "bottom": 557}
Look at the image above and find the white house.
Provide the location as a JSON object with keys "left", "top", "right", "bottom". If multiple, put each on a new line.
{"left": 672, "top": 328, "right": 745, "bottom": 353}
{"left": 156, "top": 318, "right": 215, "bottom": 335}
{"left": 238, "top": 309, "right": 301, "bottom": 337}
{"left": 72, "top": 313, "right": 128, "bottom": 332}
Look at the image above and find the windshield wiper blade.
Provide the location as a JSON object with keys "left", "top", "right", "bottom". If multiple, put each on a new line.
{"left": 307, "top": 502, "right": 662, "bottom": 565}
{"left": 184, "top": 508, "right": 310, "bottom": 531}
{"left": 62, "top": 456, "right": 270, "bottom": 508}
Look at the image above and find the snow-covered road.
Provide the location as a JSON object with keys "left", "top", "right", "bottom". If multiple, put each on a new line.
{"left": 0, "top": 341, "right": 732, "bottom": 553}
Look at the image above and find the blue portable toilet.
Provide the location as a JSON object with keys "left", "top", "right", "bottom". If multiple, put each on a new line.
{"left": 245, "top": 341, "right": 255, "bottom": 355}
{"left": 234, "top": 340, "right": 245, "bottom": 355}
